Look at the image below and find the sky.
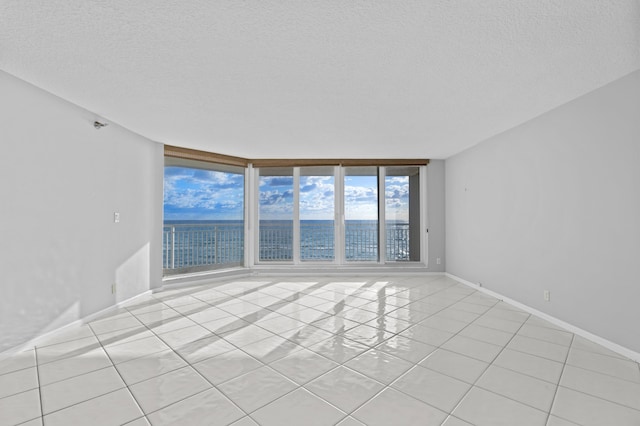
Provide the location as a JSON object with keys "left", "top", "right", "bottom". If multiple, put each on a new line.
{"left": 164, "top": 167, "right": 410, "bottom": 221}
{"left": 164, "top": 167, "right": 245, "bottom": 221}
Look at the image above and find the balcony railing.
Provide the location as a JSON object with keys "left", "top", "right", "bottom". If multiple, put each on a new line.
{"left": 163, "top": 221, "right": 413, "bottom": 273}
{"left": 301, "top": 221, "right": 335, "bottom": 261}
{"left": 344, "top": 221, "right": 378, "bottom": 261}
{"left": 386, "top": 223, "right": 411, "bottom": 261}
{"left": 258, "top": 222, "right": 293, "bottom": 261}
{"left": 163, "top": 223, "right": 244, "bottom": 273}
{"left": 343, "top": 222, "right": 412, "bottom": 261}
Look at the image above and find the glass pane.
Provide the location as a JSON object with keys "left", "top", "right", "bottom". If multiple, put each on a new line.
{"left": 300, "top": 167, "right": 335, "bottom": 261}
{"left": 259, "top": 167, "right": 293, "bottom": 261}
{"left": 344, "top": 167, "right": 378, "bottom": 261}
{"left": 385, "top": 166, "right": 420, "bottom": 261}
{"left": 163, "top": 164, "right": 244, "bottom": 273}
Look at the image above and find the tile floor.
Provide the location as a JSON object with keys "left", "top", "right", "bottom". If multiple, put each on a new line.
{"left": 1, "top": 274, "right": 640, "bottom": 426}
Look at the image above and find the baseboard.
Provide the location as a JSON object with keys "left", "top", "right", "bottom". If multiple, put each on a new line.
{"left": 160, "top": 267, "right": 252, "bottom": 290}
{"left": 252, "top": 267, "right": 440, "bottom": 276}
{"left": 159, "top": 266, "right": 441, "bottom": 290}
{"left": 445, "top": 273, "right": 640, "bottom": 363}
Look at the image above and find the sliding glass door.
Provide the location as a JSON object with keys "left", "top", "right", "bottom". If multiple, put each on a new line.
{"left": 256, "top": 165, "right": 424, "bottom": 265}
{"left": 300, "top": 167, "right": 335, "bottom": 261}
{"left": 385, "top": 166, "right": 421, "bottom": 261}
{"left": 344, "top": 167, "right": 379, "bottom": 262}
{"left": 258, "top": 167, "right": 294, "bottom": 261}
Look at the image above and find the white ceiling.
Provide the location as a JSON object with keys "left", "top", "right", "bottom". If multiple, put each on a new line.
{"left": 2, "top": 1, "right": 639, "bottom": 159}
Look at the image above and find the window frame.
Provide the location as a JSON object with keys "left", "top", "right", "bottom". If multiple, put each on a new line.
{"left": 250, "top": 164, "right": 428, "bottom": 267}
{"left": 163, "top": 157, "right": 247, "bottom": 275}
{"left": 162, "top": 145, "right": 430, "bottom": 273}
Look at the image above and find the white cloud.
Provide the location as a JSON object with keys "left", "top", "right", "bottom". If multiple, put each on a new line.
{"left": 300, "top": 176, "right": 335, "bottom": 220}
{"left": 164, "top": 167, "right": 245, "bottom": 219}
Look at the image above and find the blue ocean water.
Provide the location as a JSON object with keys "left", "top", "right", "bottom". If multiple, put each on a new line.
{"left": 163, "top": 220, "right": 409, "bottom": 269}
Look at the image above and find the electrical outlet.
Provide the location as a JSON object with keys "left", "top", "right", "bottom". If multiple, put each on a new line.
{"left": 436, "top": 257, "right": 441, "bottom": 265}
{"left": 114, "top": 212, "right": 120, "bottom": 223}
{"left": 544, "top": 290, "right": 550, "bottom": 301}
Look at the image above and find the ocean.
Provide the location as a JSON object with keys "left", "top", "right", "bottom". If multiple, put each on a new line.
{"left": 163, "top": 220, "right": 410, "bottom": 270}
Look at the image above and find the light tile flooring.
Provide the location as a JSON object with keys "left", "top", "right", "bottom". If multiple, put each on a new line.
{"left": 2, "top": 274, "right": 640, "bottom": 426}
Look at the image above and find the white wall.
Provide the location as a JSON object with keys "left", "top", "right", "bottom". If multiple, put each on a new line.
{"left": 0, "top": 71, "right": 164, "bottom": 353}
{"left": 427, "top": 160, "right": 445, "bottom": 272}
{"left": 446, "top": 70, "right": 640, "bottom": 353}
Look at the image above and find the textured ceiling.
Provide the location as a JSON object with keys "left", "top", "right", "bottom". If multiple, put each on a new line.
{"left": 1, "top": 1, "right": 639, "bottom": 159}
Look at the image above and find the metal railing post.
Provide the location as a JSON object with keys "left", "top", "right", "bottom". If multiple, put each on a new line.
{"left": 171, "top": 226, "right": 176, "bottom": 269}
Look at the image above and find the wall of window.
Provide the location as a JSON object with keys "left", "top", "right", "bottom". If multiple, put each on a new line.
{"left": 162, "top": 147, "right": 430, "bottom": 274}
{"left": 163, "top": 157, "right": 245, "bottom": 274}
{"left": 253, "top": 165, "right": 426, "bottom": 266}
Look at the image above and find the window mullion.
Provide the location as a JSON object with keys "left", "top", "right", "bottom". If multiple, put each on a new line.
{"left": 293, "top": 167, "right": 301, "bottom": 264}
{"left": 378, "top": 167, "right": 386, "bottom": 264}
{"left": 252, "top": 166, "right": 260, "bottom": 266}
{"left": 245, "top": 165, "right": 253, "bottom": 268}
{"left": 335, "top": 166, "right": 344, "bottom": 266}
{"left": 420, "top": 165, "right": 428, "bottom": 265}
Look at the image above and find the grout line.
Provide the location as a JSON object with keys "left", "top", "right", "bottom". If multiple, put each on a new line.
{"left": 33, "top": 347, "right": 44, "bottom": 421}
{"left": 547, "top": 357, "right": 640, "bottom": 414}
{"left": 545, "top": 334, "right": 574, "bottom": 426}
{"left": 476, "top": 350, "right": 563, "bottom": 386}
{"left": 552, "top": 383, "right": 640, "bottom": 415}
{"left": 39, "top": 387, "right": 134, "bottom": 419}
{"left": 121, "top": 415, "right": 152, "bottom": 426}
{"left": 561, "top": 358, "right": 640, "bottom": 386}
{"left": 496, "top": 342, "right": 569, "bottom": 365}
{"left": 0, "top": 365, "right": 36, "bottom": 379}
{"left": 544, "top": 414, "right": 582, "bottom": 426}
{"left": 0, "top": 387, "right": 42, "bottom": 402}
{"left": 140, "top": 386, "right": 238, "bottom": 421}
{"left": 34, "top": 333, "right": 162, "bottom": 384}
{"left": 24, "top": 331, "right": 92, "bottom": 350}
{"left": 85, "top": 323, "right": 148, "bottom": 424}
{"left": 30, "top": 338, "right": 104, "bottom": 367}
{"left": 568, "top": 340, "right": 638, "bottom": 362}
{"left": 0, "top": 388, "right": 43, "bottom": 425}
